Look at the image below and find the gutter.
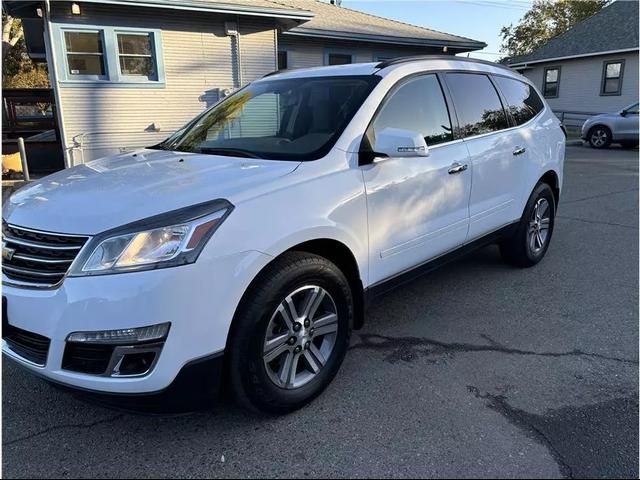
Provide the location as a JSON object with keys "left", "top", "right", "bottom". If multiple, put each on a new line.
{"left": 282, "top": 28, "right": 486, "bottom": 50}
{"left": 79, "top": 0, "right": 315, "bottom": 21}
{"left": 508, "top": 47, "right": 639, "bottom": 68}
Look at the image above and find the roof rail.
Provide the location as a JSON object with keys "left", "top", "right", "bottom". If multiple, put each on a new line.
{"left": 376, "top": 55, "right": 513, "bottom": 72}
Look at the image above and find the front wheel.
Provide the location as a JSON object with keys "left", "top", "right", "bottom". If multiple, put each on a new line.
{"left": 228, "top": 252, "right": 353, "bottom": 414}
{"left": 500, "top": 183, "right": 556, "bottom": 268}
{"left": 588, "top": 126, "right": 612, "bottom": 149}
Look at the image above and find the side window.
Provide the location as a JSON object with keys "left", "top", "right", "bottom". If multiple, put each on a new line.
{"left": 601, "top": 60, "right": 624, "bottom": 96}
{"left": 543, "top": 67, "right": 560, "bottom": 98}
{"left": 368, "top": 74, "right": 453, "bottom": 147}
{"left": 445, "top": 73, "right": 508, "bottom": 138}
{"left": 277, "top": 51, "right": 288, "bottom": 70}
{"left": 116, "top": 32, "right": 156, "bottom": 79}
{"left": 494, "top": 76, "right": 544, "bottom": 126}
{"left": 63, "top": 31, "right": 106, "bottom": 78}
{"left": 327, "top": 53, "right": 353, "bottom": 65}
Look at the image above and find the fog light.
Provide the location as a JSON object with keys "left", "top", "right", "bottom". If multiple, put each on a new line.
{"left": 115, "top": 351, "right": 157, "bottom": 376}
{"left": 67, "top": 323, "right": 170, "bottom": 345}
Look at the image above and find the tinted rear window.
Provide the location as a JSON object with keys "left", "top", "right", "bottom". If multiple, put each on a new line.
{"left": 445, "top": 73, "right": 508, "bottom": 138}
{"left": 494, "top": 76, "right": 544, "bottom": 126}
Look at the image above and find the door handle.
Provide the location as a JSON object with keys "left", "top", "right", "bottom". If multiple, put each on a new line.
{"left": 513, "top": 146, "right": 526, "bottom": 156}
{"left": 448, "top": 162, "right": 468, "bottom": 174}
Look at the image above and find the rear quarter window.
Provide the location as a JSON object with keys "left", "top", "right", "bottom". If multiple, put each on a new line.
{"left": 493, "top": 76, "right": 544, "bottom": 126}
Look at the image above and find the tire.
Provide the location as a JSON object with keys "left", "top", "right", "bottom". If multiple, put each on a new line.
{"left": 500, "top": 182, "right": 556, "bottom": 268}
{"left": 228, "top": 251, "right": 353, "bottom": 414}
{"left": 588, "top": 125, "right": 612, "bottom": 149}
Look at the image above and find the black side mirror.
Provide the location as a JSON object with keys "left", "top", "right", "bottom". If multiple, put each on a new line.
{"left": 621, "top": 110, "right": 628, "bottom": 117}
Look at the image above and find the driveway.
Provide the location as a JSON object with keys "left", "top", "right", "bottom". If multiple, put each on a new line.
{"left": 3, "top": 145, "right": 638, "bottom": 479}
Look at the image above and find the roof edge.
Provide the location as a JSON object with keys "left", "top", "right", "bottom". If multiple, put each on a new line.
{"left": 283, "top": 27, "right": 487, "bottom": 50}
{"left": 78, "top": 0, "right": 315, "bottom": 20}
{"left": 508, "top": 47, "right": 639, "bottom": 67}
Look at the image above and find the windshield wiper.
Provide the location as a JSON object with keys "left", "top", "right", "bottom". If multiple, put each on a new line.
{"left": 198, "top": 147, "right": 263, "bottom": 159}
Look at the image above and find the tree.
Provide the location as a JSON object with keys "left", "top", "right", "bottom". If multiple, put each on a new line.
{"left": 500, "top": 0, "right": 610, "bottom": 58}
{"left": 2, "top": 13, "right": 49, "bottom": 88}
{"left": 2, "top": 14, "right": 22, "bottom": 61}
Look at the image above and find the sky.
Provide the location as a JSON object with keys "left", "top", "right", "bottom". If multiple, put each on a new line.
{"left": 341, "top": 0, "right": 534, "bottom": 61}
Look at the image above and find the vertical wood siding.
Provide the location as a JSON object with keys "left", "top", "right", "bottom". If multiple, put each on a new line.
{"left": 519, "top": 52, "right": 639, "bottom": 115}
{"left": 51, "top": 4, "right": 277, "bottom": 162}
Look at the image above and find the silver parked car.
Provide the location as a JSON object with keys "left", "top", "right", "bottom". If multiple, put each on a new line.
{"left": 582, "top": 102, "right": 639, "bottom": 149}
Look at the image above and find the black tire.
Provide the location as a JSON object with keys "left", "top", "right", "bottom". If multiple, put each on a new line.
{"left": 228, "top": 251, "right": 353, "bottom": 414}
{"left": 588, "top": 125, "right": 612, "bottom": 149}
{"left": 500, "top": 182, "right": 556, "bottom": 268}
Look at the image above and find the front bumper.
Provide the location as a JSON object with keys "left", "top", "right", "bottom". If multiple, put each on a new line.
{"left": 3, "top": 250, "right": 272, "bottom": 394}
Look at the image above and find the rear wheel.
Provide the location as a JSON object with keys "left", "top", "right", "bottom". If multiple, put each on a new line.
{"left": 588, "top": 125, "right": 612, "bottom": 149}
{"left": 500, "top": 182, "right": 556, "bottom": 268}
{"left": 228, "top": 252, "right": 353, "bottom": 414}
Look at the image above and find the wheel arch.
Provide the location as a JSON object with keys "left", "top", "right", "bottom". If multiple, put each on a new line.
{"left": 229, "top": 237, "right": 366, "bottom": 342}
{"left": 539, "top": 169, "right": 561, "bottom": 208}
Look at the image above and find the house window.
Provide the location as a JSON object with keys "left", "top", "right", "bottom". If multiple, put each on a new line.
{"left": 601, "top": 60, "right": 624, "bottom": 96}
{"left": 63, "top": 31, "right": 106, "bottom": 77}
{"left": 117, "top": 32, "right": 156, "bottom": 78}
{"left": 327, "top": 53, "right": 353, "bottom": 65}
{"left": 277, "top": 51, "right": 288, "bottom": 70}
{"left": 543, "top": 67, "right": 560, "bottom": 98}
{"left": 57, "top": 25, "right": 165, "bottom": 86}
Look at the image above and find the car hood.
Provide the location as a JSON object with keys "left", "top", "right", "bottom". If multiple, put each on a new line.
{"left": 3, "top": 149, "right": 300, "bottom": 234}
{"left": 586, "top": 113, "right": 615, "bottom": 123}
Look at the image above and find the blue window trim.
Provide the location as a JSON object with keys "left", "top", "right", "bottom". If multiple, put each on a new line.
{"left": 53, "top": 23, "right": 165, "bottom": 88}
{"left": 323, "top": 48, "right": 355, "bottom": 66}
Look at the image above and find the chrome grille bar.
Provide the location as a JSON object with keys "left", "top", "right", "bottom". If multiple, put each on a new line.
{"left": 2, "top": 223, "right": 90, "bottom": 288}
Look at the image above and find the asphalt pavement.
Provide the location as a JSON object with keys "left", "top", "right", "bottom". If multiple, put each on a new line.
{"left": 3, "top": 144, "right": 638, "bottom": 478}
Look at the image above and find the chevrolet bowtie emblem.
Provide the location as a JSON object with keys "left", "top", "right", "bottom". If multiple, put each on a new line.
{"left": 2, "top": 242, "right": 16, "bottom": 261}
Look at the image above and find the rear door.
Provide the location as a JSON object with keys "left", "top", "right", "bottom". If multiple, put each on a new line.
{"left": 443, "top": 72, "right": 521, "bottom": 241}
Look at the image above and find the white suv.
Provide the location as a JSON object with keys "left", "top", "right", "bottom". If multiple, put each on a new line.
{"left": 2, "top": 56, "right": 565, "bottom": 413}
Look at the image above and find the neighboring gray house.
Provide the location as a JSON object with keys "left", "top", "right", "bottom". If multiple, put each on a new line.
{"left": 4, "top": 0, "right": 485, "bottom": 166}
{"left": 506, "top": 0, "right": 639, "bottom": 126}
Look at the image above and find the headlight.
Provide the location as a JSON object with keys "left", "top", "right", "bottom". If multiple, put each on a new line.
{"left": 70, "top": 199, "right": 233, "bottom": 276}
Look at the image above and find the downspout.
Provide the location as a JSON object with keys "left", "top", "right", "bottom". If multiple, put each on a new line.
{"left": 236, "top": 15, "right": 243, "bottom": 87}
{"left": 43, "top": 0, "right": 71, "bottom": 168}
{"left": 226, "top": 17, "right": 242, "bottom": 88}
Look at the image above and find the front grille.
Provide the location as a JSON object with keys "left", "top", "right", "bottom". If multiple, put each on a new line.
{"left": 3, "top": 323, "right": 51, "bottom": 366}
{"left": 2, "top": 223, "right": 89, "bottom": 287}
{"left": 63, "top": 343, "right": 115, "bottom": 375}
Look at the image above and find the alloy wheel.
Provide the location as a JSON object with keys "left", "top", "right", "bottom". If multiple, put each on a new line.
{"left": 263, "top": 285, "right": 338, "bottom": 389}
{"left": 528, "top": 197, "right": 551, "bottom": 254}
{"left": 591, "top": 128, "right": 609, "bottom": 147}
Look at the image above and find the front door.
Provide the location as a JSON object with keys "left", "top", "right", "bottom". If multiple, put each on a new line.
{"left": 362, "top": 74, "right": 472, "bottom": 285}
{"left": 615, "top": 103, "right": 639, "bottom": 141}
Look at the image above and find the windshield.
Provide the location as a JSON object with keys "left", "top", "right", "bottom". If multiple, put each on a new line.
{"left": 159, "top": 75, "right": 380, "bottom": 161}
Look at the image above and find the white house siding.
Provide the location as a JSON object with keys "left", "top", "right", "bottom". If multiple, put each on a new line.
{"left": 277, "top": 34, "right": 439, "bottom": 68}
{"left": 518, "top": 51, "right": 639, "bottom": 116}
{"left": 50, "top": 3, "right": 278, "bottom": 163}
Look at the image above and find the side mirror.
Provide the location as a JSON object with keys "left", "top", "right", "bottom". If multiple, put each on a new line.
{"left": 372, "top": 128, "right": 430, "bottom": 160}
{"left": 621, "top": 110, "right": 628, "bottom": 117}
